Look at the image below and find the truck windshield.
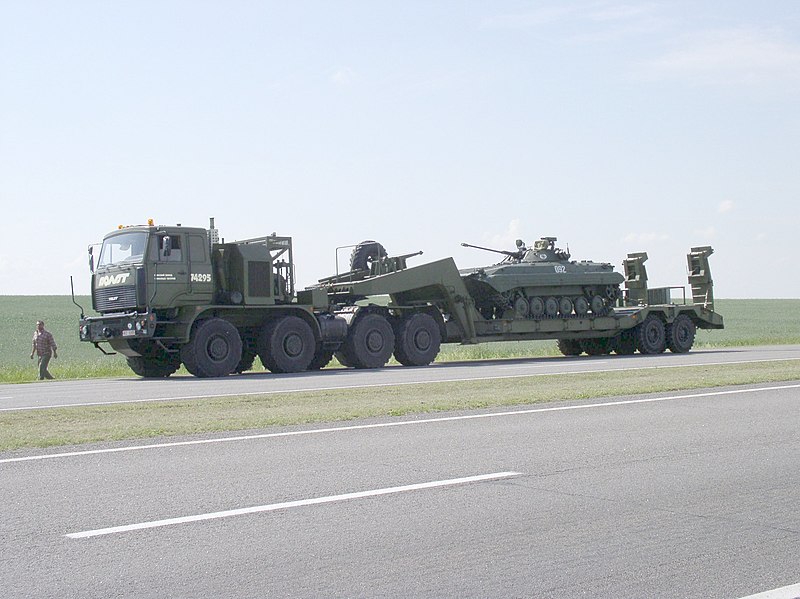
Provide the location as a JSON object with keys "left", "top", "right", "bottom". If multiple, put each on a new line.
{"left": 98, "top": 232, "right": 148, "bottom": 267}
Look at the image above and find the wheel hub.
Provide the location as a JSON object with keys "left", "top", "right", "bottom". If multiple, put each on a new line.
{"left": 207, "top": 336, "right": 229, "bottom": 361}
{"left": 283, "top": 333, "right": 303, "bottom": 357}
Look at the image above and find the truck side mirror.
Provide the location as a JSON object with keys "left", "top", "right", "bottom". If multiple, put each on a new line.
{"left": 88, "top": 246, "right": 94, "bottom": 273}
{"left": 163, "top": 236, "right": 172, "bottom": 257}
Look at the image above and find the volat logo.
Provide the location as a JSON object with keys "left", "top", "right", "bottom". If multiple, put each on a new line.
{"left": 97, "top": 273, "right": 131, "bottom": 287}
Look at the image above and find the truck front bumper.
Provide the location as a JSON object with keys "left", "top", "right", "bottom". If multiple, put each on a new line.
{"left": 79, "top": 312, "right": 157, "bottom": 343}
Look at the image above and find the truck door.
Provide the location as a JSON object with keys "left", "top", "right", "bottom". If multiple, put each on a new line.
{"left": 150, "top": 233, "right": 188, "bottom": 307}
{"left": 187, "top": 233, "right": 213, "bottom": 303}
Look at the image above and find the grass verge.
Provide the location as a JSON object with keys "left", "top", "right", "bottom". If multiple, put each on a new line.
{"left": 2, "top": 360, "right": 799, "bottom": 453}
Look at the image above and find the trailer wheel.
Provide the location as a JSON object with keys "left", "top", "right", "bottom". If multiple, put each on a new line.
{"left": 581, "top": 337, "right": 614, "bottom": 355}
{"left": 308, "top": 349, "right": 334, "bottom": 370}
{"left": 636, "top": 315, "right": 666, "bottom": 354}
{"left": 181, "top": 318, "right": 242, "bottom": 377}
{"left": 350, "top": 240, "right": 387, "bottom": 271}
{"left": 666, "top": 314, "right": 696, "bottom": 353}
{"left": 258, "top": 316, "right": 315, "bottom": 373}
{"left": 339, "top": 313, "right": 395, "bottom": 369}
{"left": 556, "top": 339, "right": 583, "bottom": 356}
{"left": 394, "top": 313, "right": 441, "bottom": 366}
{"left": 614, "top": 330, "right": 637, "bottom": 355}
{"left": 126, "top": 356, "right": 179, "bottom": 378}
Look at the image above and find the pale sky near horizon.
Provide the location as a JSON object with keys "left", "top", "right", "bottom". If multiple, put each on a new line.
{"left": 1, "top": 1, "right": 799, "bottom": 298}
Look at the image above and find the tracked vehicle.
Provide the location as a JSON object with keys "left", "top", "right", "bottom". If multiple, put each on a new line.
{"left": 459, "top": 237, "right": 624, "bottom": 320}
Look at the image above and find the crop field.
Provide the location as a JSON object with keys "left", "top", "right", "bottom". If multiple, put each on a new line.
{"left": 1, "top": 296, "right": 799, "bottom": 384}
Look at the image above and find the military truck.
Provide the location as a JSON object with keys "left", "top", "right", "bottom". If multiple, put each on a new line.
{"left": 78, "top": 219, "right": 348, "bottom": 377}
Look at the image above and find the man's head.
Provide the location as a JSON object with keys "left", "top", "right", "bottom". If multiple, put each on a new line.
{"left": 36, "top": 320, "right": 44, "bottom": 331}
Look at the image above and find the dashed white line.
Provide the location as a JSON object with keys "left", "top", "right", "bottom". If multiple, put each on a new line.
{"left": 4, "top": 383, "right": 798, "bottom": 465}
{"left": 738, "top": 581, "right": 800, "bottom": 599}
{"left": 2, "top": 356, "right": 798, "bottom": 413}
{"left": 65, "top": 471, "right": 521, "bottom": 539}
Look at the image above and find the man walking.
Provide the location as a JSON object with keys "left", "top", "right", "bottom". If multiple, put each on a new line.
{"left": 31, "top": 320, "right": 58, "bottom": 380}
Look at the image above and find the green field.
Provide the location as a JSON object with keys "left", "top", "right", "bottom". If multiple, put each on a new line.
{"left": 1, "top": 296, "right": 799, "bottom": 383}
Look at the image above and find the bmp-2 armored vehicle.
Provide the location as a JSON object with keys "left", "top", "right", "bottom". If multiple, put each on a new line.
{"left": 459, "top": 237, "right": 624, "bottom": 320}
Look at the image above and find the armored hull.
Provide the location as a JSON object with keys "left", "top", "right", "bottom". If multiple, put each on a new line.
{"left": 460, "top": 237, "right": 624, "bottom": 320}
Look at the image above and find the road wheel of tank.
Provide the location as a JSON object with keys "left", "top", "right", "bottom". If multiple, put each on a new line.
{"left": 308, "top": 349, "right": 334, "bottom": 370}
{"left": 258, "top": 316, "right": 315, "bottom": 373}
{"left": 636, "top": 315, "right": 666, "bottom": 354}
{"left": 666, "top": 314, "right": 696, "bottom": 353}
{"left": 126, "top": 356, "right": 179, "bottom": 378}
{"left": 529, "top": 296, "right": 545, "bottom": 318}
{"left": 557, "top": 339, "right": 583, "bottom": 356}
{"left": 513, "top": 295, "right": 529, "bottom": 319}
{"left": 181, "top": 318, "right": 242, "bottom": 378}
{"left": 590, "top": 295, "right": 606, "bottom": 315}
{"left": 339, "top": 313, "right": 395, "bottom": 369}
{"left": 544, "top": 297, "right": 559, "bottom": 318}
{"left": 558, "top": 297, "right": 574, "bottom": 317}
{"left": 581, "top": 337, "right": 614, "bottom": 355}
{"left": 350, "top": 240, "right": 387, "bottom": 271}
{"left": 614, "top": 330, "right": 637, "bottom": 355}
{"left": 394, "top": 312, "right": 441, "bottom": 366}
{"left": 573, "top": 296, "right": 589, "bottom": 317}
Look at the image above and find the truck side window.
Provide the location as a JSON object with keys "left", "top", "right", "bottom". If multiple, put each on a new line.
{"left": 159, "top": 236, "right": 182, "bottom": 262}
{"left": 188, "top": 235, "right": 207, "bottom": 262}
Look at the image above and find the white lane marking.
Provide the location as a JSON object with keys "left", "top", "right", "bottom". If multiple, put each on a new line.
{"left": 2, "top": 356, "right": 798, "bottom": 413}
{"left": 66, "top": 471, "right": 521, "bottom": 539}
{"left": 738, "top": 582, "right": 800, "bottom": 598}
{"left": 4, "top": 383, "right": 799, "bottom": 465}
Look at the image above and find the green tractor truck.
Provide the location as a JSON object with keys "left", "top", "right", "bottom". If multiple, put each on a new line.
{"left": 78, "top": 218, "right": 347, "bottom": 377}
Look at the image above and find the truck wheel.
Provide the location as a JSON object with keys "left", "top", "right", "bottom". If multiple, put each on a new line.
{"left": 350, "top": 241, "right": 387, "bottom": 271}
{"left": 614, "top": 330, "right": 637, "bottom": 355}
{"left": 394, "top": 313, "right": 441, "bottom": 366}
{"left": 636, "top": 315, "right": 666, "bottom": 354}
{"left": 235, "top": 331, "right": 259, "bottom": 373}
{"left": 340, "top": 313, "right": 395, "bottom": 369}
{"left": 666, "top": 314, "right": 696, "bottom": 353}
{"left": 181, "top": 318, "right": 242, "bottom": 377}
{"left": 556, "top": 339, "right": 583, "bottom": 356}
{"left": 258, "top": 316, "right": 315, "bottom": 373}
{"left": 126, "top": 356, "right": 179, "bottom": 378}
{"left": 308, "top": 349, "right": 334, "bottom": 370}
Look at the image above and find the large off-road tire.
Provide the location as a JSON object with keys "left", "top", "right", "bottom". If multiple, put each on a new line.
{"left": 180, "top": 318, "right": 242, "bottom": 378}
{"left": 308, "top": 349, "right": 334, "bottom": 370}
{"left": 394, "top": 313, "right": 441, "bottom": 366}
{"left": 636, "top": 314, "right": 666, "bottom": 354}
{"left": 666, "top": 314, "right": 696, "bottom": 353}
{"left": 126, "top": 355, "right": 180, "bottom": 378}
{"left": 614, "top": 330, "right": 638, "bottom": 355}
{"left": 338, "top": 313, "right": 395, "bottom": 369}
{"left": 258, "top": 316, "right": 316, "bottom": 374}
{"left": 350, "top": 240, "right": 387, "bottom": 271}
{"left": 556, "top": 338, "right": 583, "bottom": 356}
{"left": 235, "top": 329, "right": 259, "bottom": 373}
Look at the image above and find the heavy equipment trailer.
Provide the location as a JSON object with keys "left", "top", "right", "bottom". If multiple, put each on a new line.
{"left": 316, "top": 241, "right": 723, "bottom": 364}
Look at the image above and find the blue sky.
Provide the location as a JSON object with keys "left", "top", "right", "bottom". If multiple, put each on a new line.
{"left": 1, "top": 1, "right": 799, "bottom": 297}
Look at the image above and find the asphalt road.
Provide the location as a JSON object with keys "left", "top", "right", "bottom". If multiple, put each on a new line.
{"left": 2, "top": 344, "right": 799, "bottom": 412}
{"left": 2, "top": 379, "right": 800, "bottom": 598}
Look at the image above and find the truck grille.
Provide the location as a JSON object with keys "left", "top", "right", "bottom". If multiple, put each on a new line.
{"left": 95, "top": 285, "right": 139, "bottom": 312}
